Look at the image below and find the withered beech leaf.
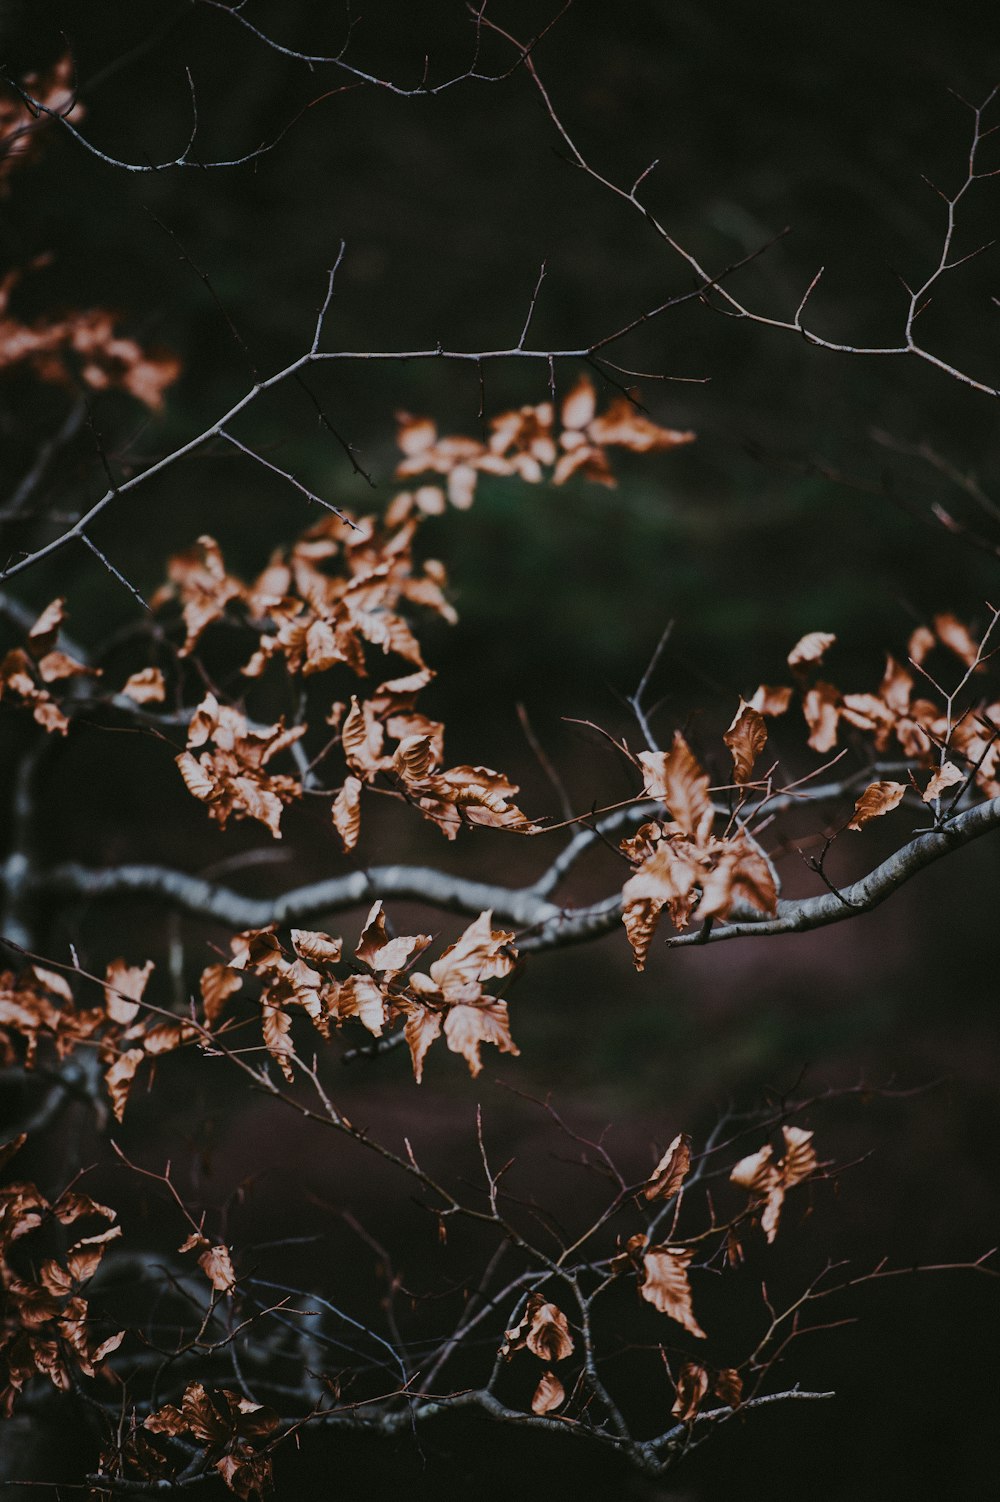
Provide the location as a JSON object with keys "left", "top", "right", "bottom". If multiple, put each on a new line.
{"left": 923, "top": 761, "right": 964, "bottom": 802}
{"left": 723, "top": 700, "right": 768, "bottom": 784}
{"left": 787, "top": 631, "right": 836, "bottom": 669}
{"left": 198, "top": 1244, "right": 237, "bottom": 1294}
{"left": 290, "top": 929, "right": 343, "bottom": 966}
{"left": 644, "top": 1132, "right": 692, "bottom": 1202}
{"left": 748, "top": 683, "right": 794, "bottom": 717}
{"left": 525, "top": 1301, "right": 575, "bottom": 1363}
{"left": 639, "top": 1245, "right": 706, "bottom": 1338}
{"left": 331, "top": 775, "right": 362, "bottom": 851}
{"left": 847, "top": 780, "right": 906, "bottom": 831}
{"left": 713, "top": 1367, "right": 743, "bottom": 1409}
{"left": 671, "top": 1361, "right": 709, "bottom": 1423}
{"left": 531, "top": 1371, "right": 566, "bottom": 1416}
{"left": 933, "top": 612, "right": 982, "bottom": 669}
{"left": 120, "top": 667, "right": 166, "bottom": 704}
{"left": 199, "top": 964, "right": 243, "bottom": 1027}
{"left": 638, "top": 734, "right": 712, "bottom": 839}
{"left": 104, "top": 958, "right": 153, "bottom": 1026}
{"left": 443, "top": 999, "right": 519, "bottom": 1078}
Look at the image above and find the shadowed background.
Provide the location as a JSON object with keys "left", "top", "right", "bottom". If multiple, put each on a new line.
{"left": 1, "top": 2, "right": 999, "bottom": 1497}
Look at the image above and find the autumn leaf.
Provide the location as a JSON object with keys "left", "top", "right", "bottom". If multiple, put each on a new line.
{"left": 198, "top": 1244, "right": 237, "bottom": 1295}
{"left": 332, "top": 776, "right": 362, "bottom": 850}
{"left": 671, "top": 1361, "right": 709, "bottom": 1423}
{"left": 923, "top": 761, "right": 964, "bottom": 802}
{"left": 933, "top": 612, "right": 982, "bottom": 669}
{"left": 638, "top": 733, "right": 712, "bottom": 840}
{"left": 639, "top": 1245, "right": 706, "bottom": 1338}
{"left": 788, "top": 631, "right": 836, "bottom": 669}
{"left": 531, "top": 1371, "right": 566, "bottom": 1415}
{"left": 847, "top": 780, "right": 906, "bottom": 830}
{"left": 644, "top": 1132, "right": 692, "bottom": 1202}
{"left": 723, "top": 700, "right": 768, "bottom": 784}
{"left": 120, "top": 667, "right": 166, "bottom": 704}
{"left": 502, "top": 1293, "right": 574, "bottom": 1362}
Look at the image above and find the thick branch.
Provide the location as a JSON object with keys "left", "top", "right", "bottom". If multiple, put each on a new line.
{"left": 17, "top": 796, "right": 1000, "bottom": 955}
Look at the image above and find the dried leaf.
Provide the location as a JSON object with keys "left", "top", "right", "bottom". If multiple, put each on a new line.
{"left": 638, "top": 734, "right": 712, "bottom": 839}
{"left": 644, "top": 1132, "right": 692, "bottom": 1202}
{"left": 787, "top": 631, "right": 836, "bottom": 669}
{"left": 331, "top": 776, "right": 362, "bottom": 851}
{"left": 290, "top": 930, "right": 343, "bottom": 966}
{"left": 923, "top": 761, "right": 964, "bottom": 802}
{"left": 933, "top": 612, "right": 982, "bottom": 669}
{"left": 639, "top": 1245, "right": 706, "bottom": 1338}
{"left": 847, "top": 780, "right": 906, "bottom": 831}
{"left": 121, "top": 667, "right": 166, "bottom": 704}
{"left": 723, "top": 700, "right": 768, "bottom": 784}
{"left": 531, "top": 1370, "right": 566, "bottom": 1416}
{"left": 198, "top": 1244, "right": 237, "bottom": 1294}
{"left": 671, "top": 1361, "right": 709, "bottom": 1422}
{"left": 713, "top": 1368, "right": 743, "bottom": 1409}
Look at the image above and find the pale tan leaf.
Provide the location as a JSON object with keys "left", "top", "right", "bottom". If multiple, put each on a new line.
{"left": 923, "top": 761, "right": 964, "bottom": 802}
{"left": 104, "top": 958, "right": 153, "bottom": 1025}
{"left": 802, "top": 681, "right": 842, "bottom": 753}
{"left": 198, "top": 1244, "right": 237, "bottom": 1294}
{"left": 403, "top": 1005, "right": 443, "bottom": 1084}
{"left": 291, "top": 929, "right": 343, "bottom": 966}
{"left": 787, "top": 631, "right": 836, "bottom": 669}
{"left": 443, "top": 999, "right": 519, "bottom": 1077}
{"left": 933, "top": 612, "right": 982, "bottom": 669}
{"left": 121, "top": 667, "right": 166, "bottom": 704}
{"left": 747, "top": 683, "right": 793, "bottom": 716}
{"left": 779, "top": 1125, "right": 817, "bottom": 1187}
{"left": 847, "top": 779, "right": 906, "bottom": 831}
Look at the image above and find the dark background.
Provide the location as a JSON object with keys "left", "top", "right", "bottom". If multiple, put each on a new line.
{"left": 2, "top": 3, "right": 1000, "bottom": 1498}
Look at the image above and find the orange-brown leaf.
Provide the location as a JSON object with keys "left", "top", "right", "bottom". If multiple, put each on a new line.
{"left": 723, "top": 700, "right": 767, "bottom": 784}
{"left": 644, "top": 1132, "right": 692, "bottom": 1202}
{"left": 847, "top": 779, "right": 906, "bottom": 831}
{"left": 639, "top": 1245, "right": 706, "bottom": 1338}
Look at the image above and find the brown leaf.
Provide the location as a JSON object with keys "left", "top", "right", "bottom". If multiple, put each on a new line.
{"left": 723, "top": 700, "right": 767, "bottom": 784}
{"left": 933, "top": 612, "right": 982, "bottom": 669}
{"left": 104, "top": 1049, "right": 145, "bottom": 1122}
{"left": 639, "top": 1245, "right": 706, "bottom": 1338}
{"left": 644, "top": 1132, "right": 692, "bottom": 1202}
{"left": 121, "top": 667, "right": 166, "bottom": 704}
{"left": 525, "top": 1302, "right": 574, "bottom": 1363}
{"left": 531, "top": 1370, "right": 566, "bottom": 1415}
{"left": 402, "top": 1004, "right": 443, "bottom": 1084}
{"left": 443, "top": 999, "right": 519, "bottom": 1077}
{"left": 104, "top": 958, "right": 153, "bottom": 1026}
{"left": 638, "top": 734, "right": 712, "bottom": 840}
{"left": 847, "top": 779, "right": 906, "bottom": 830}
{"left": 787, "top": 631, "right": 836, "bottom": 669}
{"left": 331, "top": 776, "right": 362, "bottom": 851}
{"left": 923, "top": 761, "right": 964, "bottom": 802}
{"left": 198, "top": 1244, "right": 237, "bottom": 1294}
{"left": 802, "top": 680, "right": 842, "bottom": 753}
{"left": 713, "top": 1368, "right": 743, "bottom": 1409}
{"left": 200, "top": 964, "right": 243, "bottom": 1027}
{"left": 671, "top": 1361, "right": 709, "bottom": 1423}
{"left": 748, "top": 683, "right": 793, "bottom": 716}
{"left": 290, "top": 929, "right": 343, "bottom": 966}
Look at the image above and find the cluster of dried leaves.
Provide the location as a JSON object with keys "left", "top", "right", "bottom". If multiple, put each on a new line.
{"left": 0, "top": 956, "right": 194, "bottom": 1123}
{"left": 111, "top": 1384, "right": 278, "bottom": 1502}
{"left": 395, "top": 374, "right": 695, "bottom": 510}
{"left": 200, "top": 906, "right": 518, "bottom": 1085}
{"left": 0, "top": 54, "right": 77, "bottom": 189}
{"left": 0, "top": 262, "right": 180, "bottom": 409}
{"left": 0, "top": 1134, "right": 123, "bottom": 1416}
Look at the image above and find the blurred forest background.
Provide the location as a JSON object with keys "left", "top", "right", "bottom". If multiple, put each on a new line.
{"left": 2, "top": 1, "right": 1000, "bottom": 1497}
